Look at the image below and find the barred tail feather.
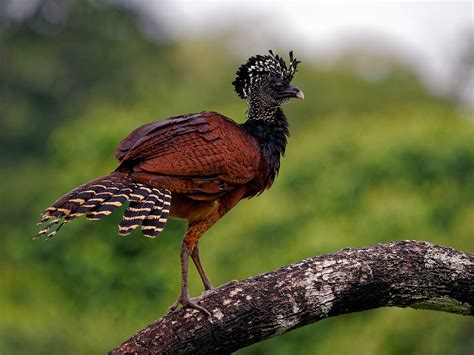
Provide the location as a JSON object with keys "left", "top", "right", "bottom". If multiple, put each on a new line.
{"left": 141, "top": 190, "right": 171, "bottom": 238}
{"left": 118, "top": 189, "right": 157, "bottom": 237}
{"left": 86, "top": 184, "right": 131, "bottom": 221}
{"left": 140, "top": 190, "right": 165, "bottom": 238}
{"left": 36, "top": 172, "right": 172, "bottom": 239}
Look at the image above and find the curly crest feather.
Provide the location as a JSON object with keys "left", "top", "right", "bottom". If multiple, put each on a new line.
{"left": 232, "top": 50, "right": 301, "bottom": 99}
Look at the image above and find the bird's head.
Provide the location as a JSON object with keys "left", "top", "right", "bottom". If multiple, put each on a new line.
{"left": 232, "top": 50, "right": 304, "bottom": 107}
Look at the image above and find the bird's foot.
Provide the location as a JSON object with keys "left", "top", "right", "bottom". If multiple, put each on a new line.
{"left": 201, "top": 285, "right": 216, "bottom": 298}
{"left": 168, "top": 293, "right": 211, "bottom": 317}
{"left": 203, "top": 281, "right": 214, "bottom": 292}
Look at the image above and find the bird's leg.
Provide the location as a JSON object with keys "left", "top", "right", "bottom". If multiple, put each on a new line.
{"left": 168, "top": 212, "right": 223, "bottom": 316}
{"left": 191, "top": 243, "right": 214, "bottom": 291}
{"left": 168, "top": 240, "right": 211, "bottom": 316}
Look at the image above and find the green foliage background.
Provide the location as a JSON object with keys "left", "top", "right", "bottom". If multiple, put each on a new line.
{"left": 1, "top": 2, "right": 473, "bottom": 354}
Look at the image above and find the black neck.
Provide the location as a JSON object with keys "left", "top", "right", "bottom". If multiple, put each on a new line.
{"left": 241, "top": 106, "right": 289, "bottom": 183}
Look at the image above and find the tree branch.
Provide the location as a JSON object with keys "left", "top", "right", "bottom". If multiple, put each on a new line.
{"left": 110, "top": 241, "right": 473, "bottom": 354}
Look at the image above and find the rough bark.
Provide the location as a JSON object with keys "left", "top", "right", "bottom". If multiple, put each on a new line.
{"left": 110, "top": 241, "right": 473, "bottom": 354}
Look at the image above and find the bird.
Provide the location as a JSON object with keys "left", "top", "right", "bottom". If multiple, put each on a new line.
{"left": 36, "top": 50, "right": 304, "bottom": 315}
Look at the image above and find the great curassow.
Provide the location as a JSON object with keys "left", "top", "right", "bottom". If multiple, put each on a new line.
{"left": 36, "top": 50, "right": 304, "bottom": 315}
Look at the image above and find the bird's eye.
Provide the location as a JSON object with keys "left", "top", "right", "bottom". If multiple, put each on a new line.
{"left": 273, "top": 81, "right": 285, "bottom": 90}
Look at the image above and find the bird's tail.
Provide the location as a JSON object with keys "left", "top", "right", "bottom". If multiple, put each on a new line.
{"left": 36, "top": 172, "right": 171, "bottom": 239}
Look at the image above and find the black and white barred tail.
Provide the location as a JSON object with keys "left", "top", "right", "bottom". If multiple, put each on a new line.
{"left": 36, "top": 172, "right": 171, "bottom": 239}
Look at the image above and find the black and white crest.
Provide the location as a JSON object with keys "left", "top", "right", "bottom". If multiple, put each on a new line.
{"left": 232, "top": 50, "right": 301, "bottom": 99}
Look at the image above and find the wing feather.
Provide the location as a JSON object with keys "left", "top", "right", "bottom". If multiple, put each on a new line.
{"left": 115, "top": 112, "right": 260, "bottom": 197}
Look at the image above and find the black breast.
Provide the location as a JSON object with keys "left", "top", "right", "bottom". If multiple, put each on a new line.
{"left": 241, "top": 108, "right": 289, "bottom": 193}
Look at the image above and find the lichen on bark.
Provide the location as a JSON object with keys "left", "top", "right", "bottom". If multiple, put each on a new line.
{"left": 110, "top": 241, "right": 473, "bottom": 355}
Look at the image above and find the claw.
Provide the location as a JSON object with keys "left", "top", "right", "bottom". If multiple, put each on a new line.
{"left": 168, "top": 294, "right": 211, "bottom": 317}
{"left": 201, "top": 287, "right": 216, "bottom": 298}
